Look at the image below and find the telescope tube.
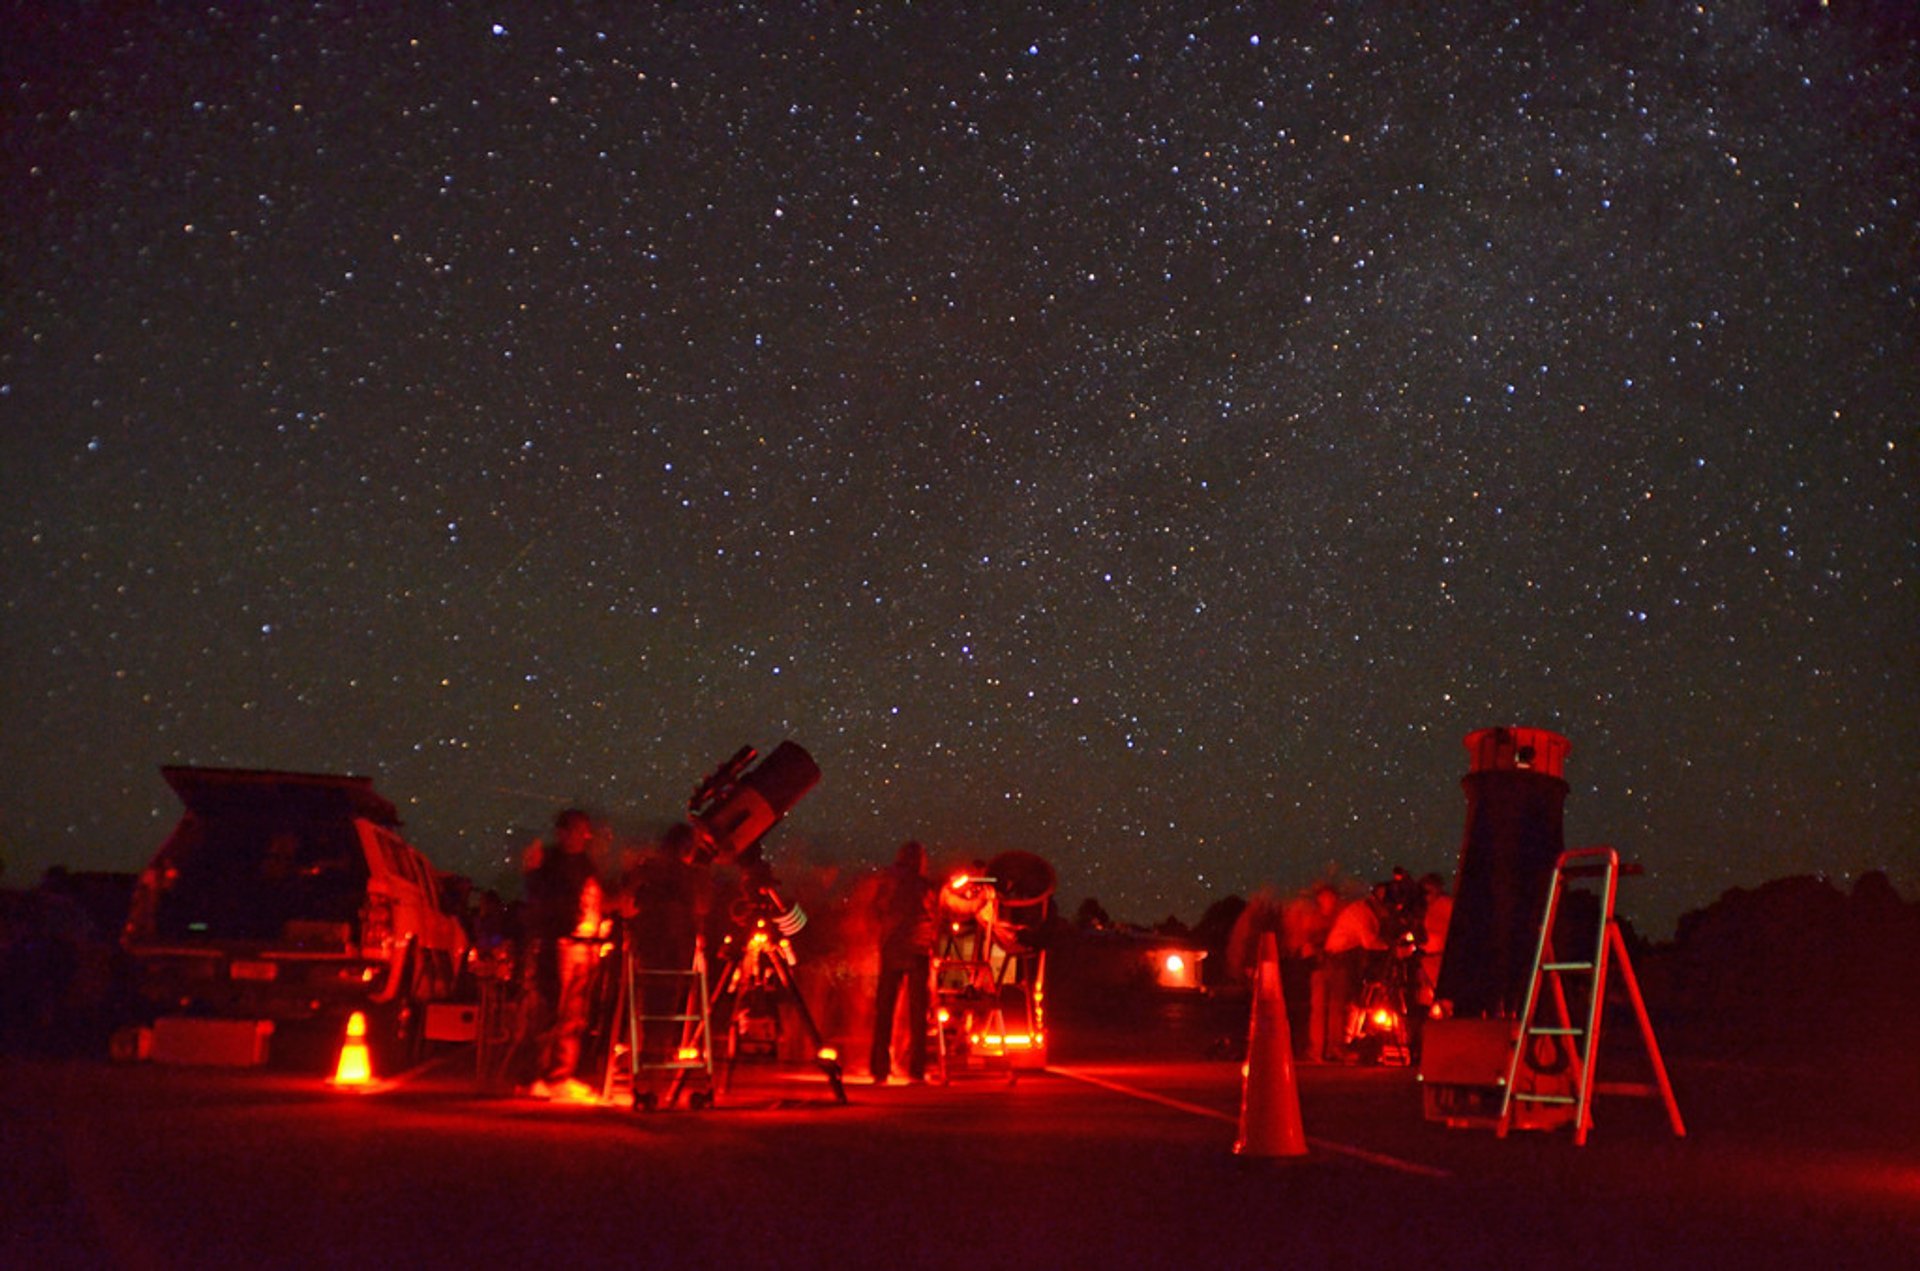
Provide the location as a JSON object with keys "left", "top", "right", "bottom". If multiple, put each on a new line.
{"left": 1432, "top": 727, "right": 1570, "bottom": 1019}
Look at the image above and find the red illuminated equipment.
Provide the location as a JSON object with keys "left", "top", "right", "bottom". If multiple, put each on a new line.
{"left": 930, "top": 850, "right": 1055, "bottom": 1082}
{"left": 1460, "top": 726, "right": 1568, "bottom": 780}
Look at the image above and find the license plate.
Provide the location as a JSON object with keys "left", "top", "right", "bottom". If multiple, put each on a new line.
{"left": 229, "top": 959, "right": 278, "bottom": 982}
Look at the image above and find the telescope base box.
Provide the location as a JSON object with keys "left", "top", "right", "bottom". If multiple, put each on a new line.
{"left": 1419, "top": 1018, "right": 1514, "bottom": 1085}
{"left": 425, "top": 1002, "right": 479, "bottom": 1043}
{"left": 1418, "top": 1017, "right": 1575, "bottom": 1132}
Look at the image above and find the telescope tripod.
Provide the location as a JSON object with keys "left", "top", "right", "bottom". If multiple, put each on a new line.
{"left": 707, "top": 915, "right": 847, "bottom": 1104}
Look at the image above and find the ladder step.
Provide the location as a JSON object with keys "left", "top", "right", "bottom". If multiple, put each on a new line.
{"left": 1515, "top": 1093, "right": 1578, "bottom": 1105}
{"left": 1542, "top": 961, "right": 1594, "bottom": 972}
{"left": 1527, "top": 1026, "right": 1585, "bottom": 1037}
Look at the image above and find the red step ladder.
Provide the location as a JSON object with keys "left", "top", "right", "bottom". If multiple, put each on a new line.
{"left": 1499, "top": 846, "right": 1687, "bottom": 1145}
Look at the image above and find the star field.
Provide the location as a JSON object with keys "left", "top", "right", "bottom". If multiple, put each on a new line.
{"left": 3, "top": 4, "right": 1914, "bottom": 936}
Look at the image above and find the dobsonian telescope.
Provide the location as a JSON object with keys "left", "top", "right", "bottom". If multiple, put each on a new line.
{"left": 1418, "top": 726, "right": 1573, "bottom": 1128}
{"left": 1434, "top": 726, "right": 1571, "bottom": 1019}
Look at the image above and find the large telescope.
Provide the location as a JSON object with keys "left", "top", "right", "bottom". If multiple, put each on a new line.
{"left": 1419, "top": 725, "right": 1573, "bottom": 1128}
{"left": 686, "top": 740, "right": 821, "bottom": 865}
{"left": 682, "top": 740, "right": 844, "bottom": 1101}
{"left": 1433, "top": 725, "right": 1571, "bottom": 1018}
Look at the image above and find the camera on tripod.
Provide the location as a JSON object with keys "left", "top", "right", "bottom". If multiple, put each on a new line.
{"left": 1380, "top": 866, "right": 1426, "bottom": 949}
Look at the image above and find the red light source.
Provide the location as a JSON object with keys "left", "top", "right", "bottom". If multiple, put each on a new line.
{"left": 1153, "top": 947, "right": 1204, "bottom": 990}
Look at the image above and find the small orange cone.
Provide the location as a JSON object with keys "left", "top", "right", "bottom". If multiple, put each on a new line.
{"left": 330, "top": 1010, "right": 374, "bottom": 1088}
{"left": 1234, "top": 932, "right": 1308, "bottom": 1159}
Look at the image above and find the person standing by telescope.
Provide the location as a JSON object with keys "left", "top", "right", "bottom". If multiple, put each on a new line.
{"left": 619, "top": 822, "right": 713, "bottom": 1086}
{"left": 868, "top": 840, "right": 937, "bottom": 1085}
{"left": 1322, "top": 882, "right": 1389, "bottom": 1064}
{"left": 521, "top": 807, "right": 604, "bottom": 1100}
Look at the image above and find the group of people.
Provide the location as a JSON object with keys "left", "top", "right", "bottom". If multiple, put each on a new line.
{"left": 1237, "top": 869, "right": 1453, "bottom": 1065}
{"left": 507, "top": 809, "right": 711, "bottom": 1101}
{"left": 511, "top": 809, "right": 1449, "bottom": 1090}
{"left": 505, "top": 810, "right": 947, "bottom": 1100}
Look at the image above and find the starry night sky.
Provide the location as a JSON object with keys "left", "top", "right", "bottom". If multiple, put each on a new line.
{"left": 3, "top": 3, "right": 1914, "bottom": 938}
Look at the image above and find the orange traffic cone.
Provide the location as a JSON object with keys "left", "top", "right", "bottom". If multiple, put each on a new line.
{"left": 330, "top": 1010, "right": 374, "bottom": 1088}
{"left": 1234, "top": 932, "right": 1308, "bottom": 1159}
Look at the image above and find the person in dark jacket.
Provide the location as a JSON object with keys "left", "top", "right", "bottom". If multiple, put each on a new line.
{"left": 868, "top": 840, "right": 937, "bottom": 1084}
{"left": 522, "top": 808, "right": 603, "bottom": 1099}
{"left": 619, "top": 822, "right": 713, "bottom": 1086}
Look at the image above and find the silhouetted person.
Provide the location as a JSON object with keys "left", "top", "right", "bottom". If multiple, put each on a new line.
{"left": 1410, "top": 873, "right": 1452, "bottom": 1061}
{"left": 1286, "top": 882, "right": 1339, "bottom": 1062}
{"left": 621, "top": 822, "right": 712, "bottom": 1084}
{"left": 522, "top": 808, "right": 603, "bottom": 1099}
{"left": 868, "top": 840, "right": 937, "bottom": 1083}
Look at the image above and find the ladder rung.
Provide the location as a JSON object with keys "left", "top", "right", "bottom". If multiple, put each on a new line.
{"left": 1527, "top": 1026, "right": 1585, "bottom": 1037}
{"left": 1542, "top": 961, "right": 1594, "bottom": 972}
{"left": 1515, "top": 1093, "right": 1578, "bottom": 1105}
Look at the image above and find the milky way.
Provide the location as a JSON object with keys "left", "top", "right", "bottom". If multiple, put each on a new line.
{"left": 4, "top": 4, "right": 1914, "bottom": 936}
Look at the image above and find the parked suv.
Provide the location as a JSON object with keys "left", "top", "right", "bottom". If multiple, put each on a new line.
{"left": 121, "top": 766, "right": 469, "bottom": 1065}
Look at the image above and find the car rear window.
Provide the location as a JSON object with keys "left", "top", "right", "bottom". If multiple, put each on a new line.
{"left": 152, "top": 813, "right": 370, "bottom": 941}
